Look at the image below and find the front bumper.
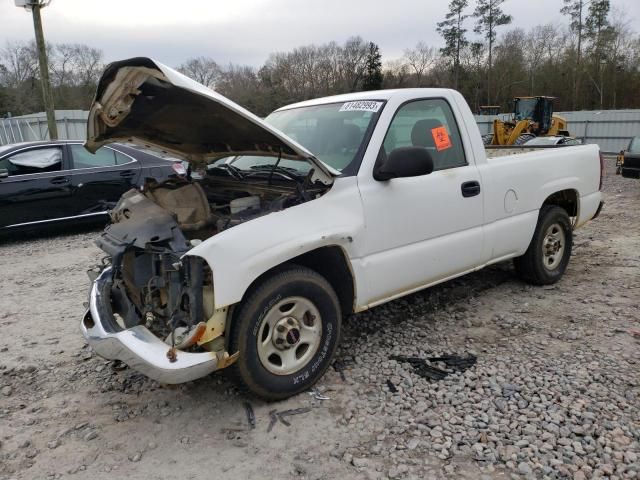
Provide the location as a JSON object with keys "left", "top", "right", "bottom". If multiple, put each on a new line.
{"left": 81, "top": 267, "right": 220, "bottom": 384}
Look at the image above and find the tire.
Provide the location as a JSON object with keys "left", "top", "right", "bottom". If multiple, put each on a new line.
{"left": 514, "top": 133, "right": 536, "bottom": 145}
{"left": 229, "top": 266, "right": 342, "bottom": 401}
{"left": 514, "top": 205, "right": 573, "bottom": 285}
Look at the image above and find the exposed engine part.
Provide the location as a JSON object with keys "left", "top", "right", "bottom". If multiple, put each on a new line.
{"left": 95, "top": 170, "right": 330, "bottom": 358}
{"left": 230, "top": 195, "right": 260, "bottom": 214}
{"left": 165, "top": 322, "right": 207, "bottom": 349}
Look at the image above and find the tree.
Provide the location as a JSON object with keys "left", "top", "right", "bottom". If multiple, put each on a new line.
{"left": 403, "top": 42, "right": 437, "bottom": 86}
{"left": 473, "top": 0, "right": 512, "bottom": 104}
{"left": 362, "top": 42, "right": 383, "bottom": 91}
{"left": 585, "top": 0, "right": 612, "bottom": 108}
{"left": 177, "top": 57, "right": 221, "bottom": 88}
{"left": 437, "top": 0, "right": 469, "bottom": 89}
{"left": 561, "top": 0, "right": 587, "bottom": 109}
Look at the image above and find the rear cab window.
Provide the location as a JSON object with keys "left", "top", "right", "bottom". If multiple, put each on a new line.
{"left": 382, "top": 98, "right": 467, "bottom": 171}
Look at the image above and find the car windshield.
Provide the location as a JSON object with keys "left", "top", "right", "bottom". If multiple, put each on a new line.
{"left": 264, "top": 100, "right": 383, "bottom": 172}
{"left": 629, "top": 137, "right": 640, "bottom": 153}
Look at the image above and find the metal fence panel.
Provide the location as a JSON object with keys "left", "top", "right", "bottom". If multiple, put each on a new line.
{"left": 3, "top": 108, "right": 640, "bottom": 153}
{"left": 0, "top": 110, "right": 88, "bottom": 146}
{"left": 475, "top": 109, "right": 640, "bottom": 153}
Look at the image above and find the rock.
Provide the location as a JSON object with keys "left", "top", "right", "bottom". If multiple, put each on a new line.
{"left": 128, "top": 452, "right": 142, "bottom": 462}
{"left": 83, "top": 430, "right": 98, "bottom": 441}
{"left": 518, "top": 462, "right": 532, "bottom": 476}
{"left": 25, "top": 448, "right": 38, "bottom": 459}
{"left": 352, "top": 457, "right": 369, "bottom": 468}
{"left": 407, "top": 438, "right": 420, "bottom": 450}
{"left": 1, "top": 385, "right": 12, "bottom": 397}
{"left": 47, "top": 439, "right": 61, "bottom": 449}
{"left": 573, "top": 470, "right": 586, "bottom": 480}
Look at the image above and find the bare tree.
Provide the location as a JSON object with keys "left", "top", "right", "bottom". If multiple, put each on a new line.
{"left": 0, "top": 41, "right": 38, "bottom": 87}
{"left": 403, "top": 42, "right": 438, "bottom": 86}
{"left": 177, "top": 57, "right": 221, "bottom": 88}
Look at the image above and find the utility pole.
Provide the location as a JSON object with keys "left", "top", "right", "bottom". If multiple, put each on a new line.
{"left": 15, "top": 0, "right": 58, "bottom": 139}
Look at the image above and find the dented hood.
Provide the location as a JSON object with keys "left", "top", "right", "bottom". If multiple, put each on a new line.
{"left": 86, "top": 57, "right": 335, "bottom": 182}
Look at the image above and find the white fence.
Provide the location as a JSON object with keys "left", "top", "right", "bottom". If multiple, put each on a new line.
{"left": 3, "top": 108, "right": 640, "bottom": 154}
{"left": 0, "top": 110, "right": 88, "bottom": 145}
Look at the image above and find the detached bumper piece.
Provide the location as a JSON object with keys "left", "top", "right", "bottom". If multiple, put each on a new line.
{"left": 81, "top": 267, "right": 221, "bottom": 384}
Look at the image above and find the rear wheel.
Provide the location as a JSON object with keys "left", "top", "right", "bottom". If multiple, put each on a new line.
{"left": 514, "top": 206, "right": 573, "bottom": 285}
{"left": 229, "top": 266, "right": 341, "bottom": 401}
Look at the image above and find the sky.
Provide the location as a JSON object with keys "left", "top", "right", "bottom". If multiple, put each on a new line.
{"left": 1, "top": 0, "right": 639, "bottom": 68}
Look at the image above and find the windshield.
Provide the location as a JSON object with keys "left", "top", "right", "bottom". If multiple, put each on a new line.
{"left": 629, "top": 137, "right": 640, "bottom": 153}
{"left": 264, "top": 100, "right": 383, "bottom": 172}
{"left": 514, "top": 98, "right": 537, "bottom": 121}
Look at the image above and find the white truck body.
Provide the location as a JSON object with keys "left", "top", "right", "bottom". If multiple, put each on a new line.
{"left": 81, "top": 58, "right": 603, "bottom": 390}
{"left": 186, "top": 89, "right": 602, "bottom": 311}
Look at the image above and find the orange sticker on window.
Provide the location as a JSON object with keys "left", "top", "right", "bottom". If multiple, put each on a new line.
{"left": 431, "top": 126, "right": 452, "bottom": 151}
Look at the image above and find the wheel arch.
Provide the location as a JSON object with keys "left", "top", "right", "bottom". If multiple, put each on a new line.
{"left": 238, "top": 245, "right": 356, "bottom": 316}
{"left": 541, "top": 188, "right": 579, "bottom": 224}
{"left": 223, "top": 245, "right": 356, "bottom": 352}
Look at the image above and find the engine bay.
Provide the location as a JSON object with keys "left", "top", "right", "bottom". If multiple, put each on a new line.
{"left": 95, "top": 168, "right": 331, "bottom": 355}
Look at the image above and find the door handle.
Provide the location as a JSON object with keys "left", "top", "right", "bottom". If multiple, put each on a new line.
{"left": 119, "top": 170, "right": 136, "bottom": 178}
{"left": 461, "top": 181, "right": 481, "bottom": 198}
{"left": 50, "top": 176, "right": 69, "bottom": 185}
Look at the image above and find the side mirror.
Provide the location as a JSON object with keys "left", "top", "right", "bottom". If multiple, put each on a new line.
{"left": 0, "top": 168, "right": 8, "bottom": 179}
{"left": 374, "top": 147, "right": 434, "bottom": 181}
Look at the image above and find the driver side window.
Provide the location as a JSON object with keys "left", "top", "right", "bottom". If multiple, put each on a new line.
{"left": 383, "top": 99, "right": 467, "bottom": 171}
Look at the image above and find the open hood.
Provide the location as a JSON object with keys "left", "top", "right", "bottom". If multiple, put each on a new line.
{"left": 86, "top": 57, "right": 335, "bottom": 184}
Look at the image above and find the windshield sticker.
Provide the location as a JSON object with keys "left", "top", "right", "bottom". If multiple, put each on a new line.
{"left": 431, "top": 126, "right": 452, "bottom": 151}
{"left": 339, "top": 101, "right": 383, "bottom": 113}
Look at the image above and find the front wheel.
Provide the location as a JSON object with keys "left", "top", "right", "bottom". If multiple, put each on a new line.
{"left": 229, "top": 266, "right": 341, "bottom": 401}
{"left": 514, "top": 205, "right": 573, "bottom": 285}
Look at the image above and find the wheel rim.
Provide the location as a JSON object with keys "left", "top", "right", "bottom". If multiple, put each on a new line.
{"left": 256, "top": 296, "right": 322, "bottom": 375}
{"left": 542, "top": 222, "right": 565, "bottom": 270}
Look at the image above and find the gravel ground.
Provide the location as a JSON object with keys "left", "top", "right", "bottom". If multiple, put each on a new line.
{"left": 0, "top": 159, "right": 638, "bottom": 480}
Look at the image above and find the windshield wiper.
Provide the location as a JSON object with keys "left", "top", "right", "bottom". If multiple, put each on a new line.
{"left": 209, "top": 163, "right": 244, "bottom": 180}
{"left": 248, "top": 164, "right": 304, "bottom": 182}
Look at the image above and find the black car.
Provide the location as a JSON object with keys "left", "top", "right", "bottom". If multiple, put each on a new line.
{"left": 619, "top": 137, "right": 640, "bottom": 179}
{"left": 0, "top": 140, "right": 186, "bottom": 232}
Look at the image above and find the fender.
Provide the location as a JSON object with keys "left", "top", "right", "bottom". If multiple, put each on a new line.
{"left": 185, "top": 177, "right": 365, "bottom": 309}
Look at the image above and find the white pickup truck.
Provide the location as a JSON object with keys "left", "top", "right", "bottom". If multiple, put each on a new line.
{"left": 82, "top": 58, "right": 604, "bottom": 400}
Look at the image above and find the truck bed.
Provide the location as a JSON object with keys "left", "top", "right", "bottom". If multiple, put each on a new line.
{"left": 485, "top": 145, "right": 580, "bottom": 159}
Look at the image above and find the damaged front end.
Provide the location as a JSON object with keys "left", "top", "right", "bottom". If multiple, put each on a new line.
{"left": 82, "top": 183, "right": 238, "bottom": 384}
{"left": 80, "top": 57, "right": 336, "bottom": 384}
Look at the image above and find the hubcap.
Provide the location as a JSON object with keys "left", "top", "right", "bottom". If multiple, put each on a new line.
{"left": 256, "top": 297, "right": 322, "bottom": 375}
{"left": 542, "top": 223, "right": 565, "bottom": 270}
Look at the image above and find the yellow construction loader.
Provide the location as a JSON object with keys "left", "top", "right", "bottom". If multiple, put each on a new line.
{"left": 483, "top": 96, "right": 571, "bottom": 146}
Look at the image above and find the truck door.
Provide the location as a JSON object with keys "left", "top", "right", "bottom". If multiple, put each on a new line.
{"left": 357, "top": 98, "right": 485, "bottom": 306}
